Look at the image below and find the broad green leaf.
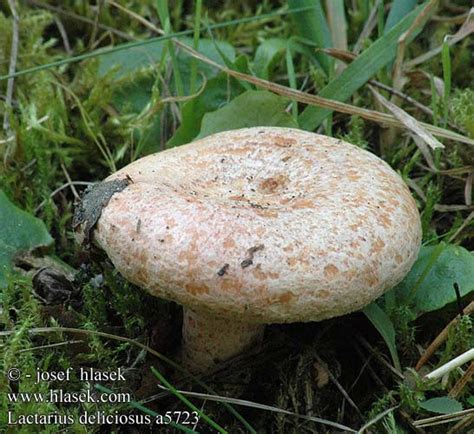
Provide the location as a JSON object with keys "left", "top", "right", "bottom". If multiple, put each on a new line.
{"left": 98, "top": 37, "right": 235, "bottom": 90}
{"left": 98, "top": 37, "right": 235, "bottom": 154}
{"left": 288, "top": 0, "right": 333, "bottom": 75}
{"left": 253, "top": 38, "right": 288, "bottom": 80}
{"left": 0, "top": 191, "right": 54, "bottom": 288}
{"left": 168, "top": 72, "right": 242, "bottom": 147}
{"left": 299, "top": 2, "right": 427, "bottom": 131}
{"left": 385, "top": 0, "right": 418, "bottom": 33}
{"left": 362, "top": 303, "right": 401, "bottom": 371}
{"left": 392, "top": 244, "right": 474, "bottom": 315}
{"left": 253, "top": 38, "right": 308, "bottom": 81}
{"left": 419, "top": 397, "right": 463, "bottom": 415}
{"left": 197, "top": 90, "right": 298, "bottom": 139}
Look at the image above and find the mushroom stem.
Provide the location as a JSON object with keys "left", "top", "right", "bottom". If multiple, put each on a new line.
{"left": 181, "top": 308, "right": 265, "bottom": 372}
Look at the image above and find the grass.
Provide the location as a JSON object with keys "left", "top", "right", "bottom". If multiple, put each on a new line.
{"left": 1, "top": 1, "right": 473, "bottom": 433}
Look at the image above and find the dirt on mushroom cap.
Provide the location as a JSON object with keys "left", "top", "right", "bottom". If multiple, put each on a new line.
{"left": 93, "top": 127, "right": 422, "bottom": 324}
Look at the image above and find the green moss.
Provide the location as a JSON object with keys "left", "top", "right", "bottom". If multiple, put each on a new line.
{"left": 451, "top": 88, "right": 474, "bottom": 138}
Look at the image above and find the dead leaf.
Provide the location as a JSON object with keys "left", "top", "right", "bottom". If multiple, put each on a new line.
{"left": 372, "top": 89, "right": 445, "bottom": 150}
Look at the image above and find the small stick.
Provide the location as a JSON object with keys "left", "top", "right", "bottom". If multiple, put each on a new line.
{"left": 448, "top": 211, "right": 474, "bottom": 243}
{"left": 314, "top": 353, "right": 364, "bottom": 420}
{"left": 447, "top": 412, "right": 474, "bottom": 434}
{"left": 424, "top": 348, "right": 474, "bottom": 380}
{"left": 415, "top": 301, "right": 474, "bottom": 370}
{"left": 53, "top": 15, "right": 72, "bottom": 55}
{"left": 448, "top": 361, "right": 474, "bottom": 398}
{"left": 413, "top": 408, "right": 474, "bottom": 427}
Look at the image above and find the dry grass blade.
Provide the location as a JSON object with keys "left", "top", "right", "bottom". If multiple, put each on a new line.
{"left": 0, "top": 326, "right": 255, "bottom": 431}
{"left": 372, "top": 89, "right": 444, "bottom": 150}
{"left": 325, "top": 0, "right": 347, "bottom": 73}
{"left": 415, "top": 301, "right": 474, "bottom": 370}
{"left": 392, "top": 0, "right": 438, "bottom": 90}
{"left": 465, "top": 172, "right": 473, "bottom": 206}
{"left": 448, "top": 211, "right": 474, "bottom": 243}
{"left": 353, "top": 0, "right": 380, "bottom": 54}
{"left": 154, "top": 384, "right": 358, "bottom": 432}
{"left": 325, "top": 1, "right": 347, "bottom": 51}
{"left": 411, "top": 135, "right": 437, "bottom": 171}
{"left": 448, "top": 361, "right": 474, "bottom": 398}
{"left": 357, "top": 405, "right": 400, "bottom": 433}
{"left": 413, "top": 408, "right": 474, "bottom": 428}
{"left": 322, "top": 48, "right": 439, "bottom": 120}
{"left": 406, "top": 7, "right": 474, "bottom": 68}
{"left": 314, "top": 353, "right": 364, "bottom": 419}
{"left": 103, "top": 2, "right": 474, "bottom": 146}
{"left": 447, "top": 413, "right": 474, "bottom": 434}
{"left": 434, "top": 204, "right": 474, "bottom": 212}
{"left": 178, "top": 44, "right": 474, "bottom": 145}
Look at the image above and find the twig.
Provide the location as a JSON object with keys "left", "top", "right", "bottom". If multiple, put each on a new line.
{"left": 3, "top": 0, "right": 20, "bottom": 135}
{"left": 313, "top": 353, "right": 364, "bottom": 420}
{"left": 447, "top": 412, "right": 474, "bottom": 434}
{"left": 448, "top": 211, "right": 474, "bottom": 243}
{"left": 415, "top": 301, "right": 474, "bottom": 370}
{"left": 53, "top": 15, "right": 72, "bottom": 55}
{"left": 413, "top": 408, "right": 474, "bottom": 427}
{"left": 448, "top": 361, "right": 474, "bottom": 398}
{"left": 424, "top": 348, "right": 474, "bottom": 380}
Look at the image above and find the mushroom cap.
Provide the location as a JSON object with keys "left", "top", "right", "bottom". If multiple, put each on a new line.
{"left": 94, "top": 127, "right": 421, "bottom": 323}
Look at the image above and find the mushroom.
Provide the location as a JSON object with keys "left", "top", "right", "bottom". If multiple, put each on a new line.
{"left": 75, "top": 127, "right": 421, "bottom": 372}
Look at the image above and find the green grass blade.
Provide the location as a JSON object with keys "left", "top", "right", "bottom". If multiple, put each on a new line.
{"left": 0, "top": 5, "right": 319, "bottom": 82}
{"left": 190, "top": 0, "right": 203, "bottom": 94}
{"left": 385, "top": 0, "right": 418, "bottom": 33}
{"left": 155, "top": 0, "right": 185, "bottom": 99}
{"left": 285, "top": 45, "right": 298, "bottom": 121}
{"left": 288, "top": 0, "right": 333, "bottom": 75}
{"left": 325, "top": 0, "right": 347, "bottom": 52}
{"left": 94, "top": 384, "right": 198, "bottom": 433}
{"left": 362, "top": 303, "right": 401, "bottom": 371}
{"left": 408, "top": 242, "right": 445, "bottom": 300}
{"left": 442, "top": 39, "right": 451, "bottom": 128}
{"left": 151, "top": 367, "right": 228, "bottom": 434}
{"left": 299, "top": 2, "right": 428, "bottom": 131}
